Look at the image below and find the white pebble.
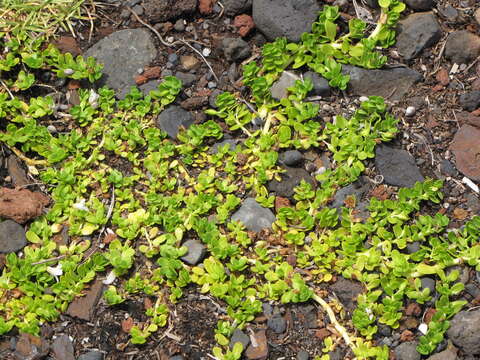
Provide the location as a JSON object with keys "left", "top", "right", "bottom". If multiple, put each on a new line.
{"left": 405, "top": 106, "right": 416, "bottom": 117}
{"left": 47, "top": 125, "right": 57, "bottom": 133}
{"left": 418, "top": 323, "right": 428, "bottom": 335}
{"left": 359, "top": 96, "right": 369, "bottom": 102}
{"left": 202, "top": 48, "right": 211, "bottom": 57}
{"left": 63, "top": 68, "right": 74, "bottom": 75}
{"left": 463, "top": 177, "right": 479, "bottom": 193}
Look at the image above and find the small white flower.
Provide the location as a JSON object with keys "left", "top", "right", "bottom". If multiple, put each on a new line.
{"left": 103, "top": 270, "right": 116, "bottom": 285}
{"left": 47, "top": 263, "right": 63, "bottom": 281}
{"left": 418, "top": 323, "right": 428, "bottom": 335}
{"left": 63, "top": 68, "right": 75, "bottom": 75}
{"left": 88, "top": 89, "right": 100, "bottom": 108}
{"left": 73, "top": 198, "right": 89, "bottom": 212}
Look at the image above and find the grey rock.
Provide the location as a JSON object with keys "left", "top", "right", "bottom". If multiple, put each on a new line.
{"left": 447, "top": 309, "right": 480, "bottom": 354}
{"left": 0, "top": 220, "right": 27, "bottom": 253}
{"left": 222, "top": 38, "right": 251, "bottom": 62}
{"left": 78, "top": 351, "right": 104, "bottom": 360}
{"left": 331, "top": 181, "right": 369, "bottom": 209}
{"left": 228, "top": 63, "right": 238, "bottom": 82}
{"left": 342, "top": 65, "right": 422, "bottom": 102}
{"left": 279, "top": 150, "right": 303, "bottom": 166}
{"left": 52, "top": 335, "right": 75, "bottom": 360}
{"left": 440, "top": 159, "right": 458, "bottom": 177}
{"left": 181, "top": 240, "right": 206, "bottom": 265}
{"left": 162, "top": 69, "right": 173, "bottom": 77}
{"left": 231, "top": 198, "right": 276, "bottom": 232}
{"left": 139, "top": 80, "right": 161, "bottom": 95}
{"left": 85, "top": 29, "right": 156, "bottom": 99}
{"left": 396, "top": 12, "right": 441, "bottom": 60}
{"left": 328, "top": 348, "right": 346, "bottom": 360}
{"left": 211, "top": 139, "right": 237, "bottom": 154}
{"left": 174, "top": 19, "right": 185, "bottom": 32}
{"left": 175, "top": 72, "right": 196, "bottom": 88}
{"left": 253, "top": 0, "right": 321, "bottom": 42}
{"left": 303, "top": 71, "right": 331, "bottom": 97}
{"left": 271, "top": 71, "right": 301, "bottom": 100}
{"left": 222, "top": 0, "right": 252, "bottom": 16}
{"left": 144, "top": 0, "right": 196, "bottom": 23}
{"left": 375, "top": 145, "right": 424, "bottom": 188}
{"left": 209, "top": 89, "right": 223, "bottom": 108}
{"left": 268, "top": 167, "right": 315, "bottom": 199}
{"left": 329, "top": 277, "right": 363, "bottom": 311}
{"left": 426, "top": 348, "right": 458, "bottom": 360}
{"left": 405, "top": 0, "right": 434, "bottom": 10}
{"left": 459, "top": 91, "right": 480, "bottom": 112}
{"left": 207, "top": 81, "right": 217, "bottom": 89}
{"left": 420, "top": 277, "right": 436, "bottom": 294}
{"left": 438, "top": 5, "right": 459, "bottom": 22}
{"left": 156, "top": 106, "right": 194, "bottom": 139}
{"left": 445, "top": 31, "right": 480, "bottom": 65}
{"left": 377, "top": 324, "right": 392, "bottom": 337}
{"left": 262, "top": 303, "right": 273, "bottom": 317}
{"left": 267, "top": 314, "right": 287, "bottom": 334}
{"left": 169, "top": 356, "right": 184, "bottom": 360}
{"left": 230, "top": 329, "right": 250, "bottom": 350}
{"left": 465, "top": 283, "right": 480, "bottom": 298}
{"left": 131, "top": 4, "right": 144, "bottom": 16}
{"left": 168, "top": 53, "right": 179, "bottom": 65}
{"left": 394, "top": 341, "right": 421, "bottom": 360}
{"left": 406, "top": 241, "right": 421, "bottom": 254}
{"left": 297, "top": 350, "right": 309, "bottom": 360}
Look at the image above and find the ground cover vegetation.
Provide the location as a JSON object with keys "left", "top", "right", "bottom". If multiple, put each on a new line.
{"left": 0, "top": 0, "right": 479, "bottom": 359}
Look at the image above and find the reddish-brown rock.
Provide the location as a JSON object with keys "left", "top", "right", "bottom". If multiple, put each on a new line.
{"left": 245, "top": 329, "right": 268, "bottom": 360}
{"left": 53, "top": 36, "right": 82, "bottom": 56}
{"left": 0, "top": 188, "right": 50, "bottom": 224}
{"left": 199, "top": 0, "right": 214, "bottom": 14}
{"left": 450, "top": 124, "right": 480, "bottom": 181}
{"left": 234, "top": 14, "right": 255, "bottom": 37}
{"left": 66, "top": 279, "right": 104, "bottom": 321}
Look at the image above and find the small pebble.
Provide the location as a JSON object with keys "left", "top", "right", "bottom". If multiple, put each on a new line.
{"left": 174, "top": 19, "right": 185, "bottom": 32}
{"left": 166, "top": 62, "right": 174, "bottom": 69}
{"left": 359, "top": 96, "right": 369, "bottom": 102}
{"left": 137, "top": 68, "right": 144, "bottom": 74}
{"left": 47, "top": 125, "right": 57, "bottom": 133}
{"left": 166, "top": 36, "right": 175, "bottom": 43}
{"left": 168, "top": 53, "right": 179, "bottom": 64}
{"left": 202, "top": 48, "right": 211, "bottom": 57}
{"left": 405, "top": 106, "right": 416, "bottom": 117}
{"left": 207, "top": 81, "right": 217, "bottom": 89}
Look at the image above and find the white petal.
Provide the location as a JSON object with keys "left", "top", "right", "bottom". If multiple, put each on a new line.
{"left": 103, "top": 270, "right": 116, "bottom": 285}
{"left": 73, "top": 199, "right": 89, "bottom": 212}
{"left": 418, "top": 323, "right": 428, "bottom": 335}
{"left": 462, "top": 177, "right": 479, "bottom": 193}
{"left": 47, "top": 264, "right": 63, "bottom": 277}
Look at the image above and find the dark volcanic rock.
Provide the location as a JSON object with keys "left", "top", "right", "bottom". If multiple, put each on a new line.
{"left": 342, "top": 65, "right": 422, "bottom": 102}
{"left": 156, "top": 105, "right": 194, "bottom": 139}
{"left": 0, "top": 220, "right": 27, "bottom": 253}
{"left": 253, "top": 0, "right": 320, "bottom": 42}
{"left": 447, "top": 309, "right": 480, "bottom": 355}
{"left": 222, "top": 38, "right": 251, "bottom": 62}
{"left": 375, "top": 144, "right": 424, "bottom": 188}
{"left": 405, "top": 0, "right": 434, "bottom": 10}
{"left": 396, "top": 12, "right": 441, "bottom": 60}
{"left": 85, "top": 29, "right": 156, "bottom": 99}
{"left": 143, "top": 0, "right": 197, "bottom": 23}
{"left": 459, "top": 91, "right": 480, "bottom": 111}
{"left": 445, "top": 31, "right": 480, "bottom": 65}
{"left": 268, "top": 167, "right": 315, "bottom": 199}
{"left": 231, "top": 198, "right": 276, "bottom": 232}
{"left": 222, "top": 0, "right": 252, "bottom": 16}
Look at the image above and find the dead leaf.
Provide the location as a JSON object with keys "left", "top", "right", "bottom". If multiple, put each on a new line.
{"left": 453, "top": 207, "right": 469, "bottom": 220}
